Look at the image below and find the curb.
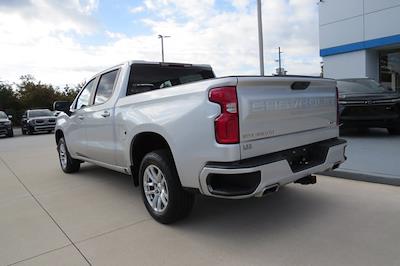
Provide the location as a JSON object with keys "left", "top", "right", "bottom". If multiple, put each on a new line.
{"left": 320, "top": 169, "right": 400, "bottom": 186}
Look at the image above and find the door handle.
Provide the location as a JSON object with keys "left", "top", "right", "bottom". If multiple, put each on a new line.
{"left": 78, "top": 115, "right": 84, "bottom": 120}
{"left": 101, "top": 111, "right": 111, "bottom": 118}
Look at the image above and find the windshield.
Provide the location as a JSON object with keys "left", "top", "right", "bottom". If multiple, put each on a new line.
{"left": 28, "top": 109, "right": 54, "bottom": 118}
{"left": 0, "top": 111, "right": 7, "bottom": 119}
{"left": 337, "top": 79, "right": 390, "bottom": 94}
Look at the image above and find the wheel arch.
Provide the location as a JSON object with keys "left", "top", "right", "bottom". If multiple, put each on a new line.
{"left": 55, "top": 129, "right": 64, "bottom": 144}
{"left": 130, "top": 131, "right": 176, "bottom": 187}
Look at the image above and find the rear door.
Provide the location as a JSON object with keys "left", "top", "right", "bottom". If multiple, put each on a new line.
{"left": 84, "top": 68, "right": 120, "bottom": 165}
{"left": 236, "top": 77, "right": 338, "bottom": 159}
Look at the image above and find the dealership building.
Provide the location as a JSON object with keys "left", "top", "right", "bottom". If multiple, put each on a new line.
{"left": 319, "top": 0, "right": 400, "bottom": 91}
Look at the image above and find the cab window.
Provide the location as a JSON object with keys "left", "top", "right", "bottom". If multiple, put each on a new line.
{"left": 94, "top": 69, "right": 119, "bottom": 105}
{"left": 76, "top": 78, "right": 96, "bottom": 109}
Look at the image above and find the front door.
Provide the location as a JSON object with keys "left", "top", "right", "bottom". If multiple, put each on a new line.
{"left": 66, "top": 78, "right": 96, "bottom": 158}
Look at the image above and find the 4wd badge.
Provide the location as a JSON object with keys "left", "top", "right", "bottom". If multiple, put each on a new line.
{"left": 243, "top": 143, "right": 252, "bottom": 150}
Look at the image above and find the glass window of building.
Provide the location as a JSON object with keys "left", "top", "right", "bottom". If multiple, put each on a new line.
{"left": 379, "top": 50, "right": 400, "bottom": 92}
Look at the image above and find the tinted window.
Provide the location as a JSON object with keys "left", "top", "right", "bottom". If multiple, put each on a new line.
{"left": 127, "top": 64, "right": 215, "bottom": 96}
{"left": 76, "top": 79, "right": 96, "bottom": 109}
{"left": 28, "top": 109, "right": 53, "bottom": 118}
{"left": 95, "top": 70, "right": 118, "bottom": 105}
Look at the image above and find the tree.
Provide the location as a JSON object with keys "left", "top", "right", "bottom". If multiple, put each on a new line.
{"left": 56, "top": 84, "right": 80, "bottom": 102}
{"left": 0, "top": 82, "right": 19, "bottom": 111}
{"left": 0, "top": 75, "right": 81, "bottom": 124}
{"left": 16, "top": 75, "right": 58, "bottom": 110}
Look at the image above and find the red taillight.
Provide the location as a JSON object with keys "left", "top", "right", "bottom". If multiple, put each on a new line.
{"left": 208, "top": 86, "right": 239, "bottom": 144}
{"left": 336, "top": 87, "right": 339, "bottom": 126}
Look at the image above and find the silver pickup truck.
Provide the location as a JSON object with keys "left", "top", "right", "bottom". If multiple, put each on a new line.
{"left": 54, "top": 61, "right": 346, "bottom": 224}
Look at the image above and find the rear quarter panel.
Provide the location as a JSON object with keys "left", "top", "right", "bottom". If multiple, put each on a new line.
{"left": 114, "top": 77, "right": 241, "bottom": 188}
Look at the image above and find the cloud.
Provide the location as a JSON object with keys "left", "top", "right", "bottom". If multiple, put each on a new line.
{"left": 143, "top": 0, "right": 216, "bottom": 19}
{"left": 0, "top": 0, "right": 100, "bottom": 85}
{"left": 231, "top": 0, "right": 251, "bottom": 10}
{"left": 0, "top": 0, "right": 322, "bottom": 87}
{"left": 139, "top": 0, "right": 321, "bottom": 76}
{"left": 106, "top": 31, "right": 127, "bottom": 39}
{"left": 77, "top": 0, "right": 99, "bottom": 15}
{"left": 0, "top": 0, "right": 31, "bottom": 8}
{"left": 129, "top": 5, "right": 145, "bottom": 14}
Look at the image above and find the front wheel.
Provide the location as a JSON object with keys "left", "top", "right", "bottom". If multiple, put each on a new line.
{"left": 57, "top": 137, "right": 80, "bottom": 173}
{"left": 7, "top": 129, "right": 13, "bottom": 137}
{"left": 139, "top": 150, "right": 194, "bottom": 224}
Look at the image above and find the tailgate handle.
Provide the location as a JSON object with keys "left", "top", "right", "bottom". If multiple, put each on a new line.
{"left": 291, "top": 82, "right": 310, "bottom": 90}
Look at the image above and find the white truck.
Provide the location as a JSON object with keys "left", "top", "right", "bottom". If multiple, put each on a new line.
{"left": 54, "top": 61, "right": 347, "bottom": 224}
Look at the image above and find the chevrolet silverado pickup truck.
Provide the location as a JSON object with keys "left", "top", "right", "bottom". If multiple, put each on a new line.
{"left": 54, "top": 61, "right": 347, "bottom": 224}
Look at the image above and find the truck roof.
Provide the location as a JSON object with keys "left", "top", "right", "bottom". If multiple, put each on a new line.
{"left": 128, "top": 60, "right": 212, "bottom": 69}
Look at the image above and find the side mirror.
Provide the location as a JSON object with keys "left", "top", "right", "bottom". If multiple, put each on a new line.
{"left": 22, "top": 115, "right": 27, "bottom": 119}
{"left": 53, "top": 101, "right": 71, "bottom": 115}
{"left": 8, "top": 115, "right": 12, "bottom": 119}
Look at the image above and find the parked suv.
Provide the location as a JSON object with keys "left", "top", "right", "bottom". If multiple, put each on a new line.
{"left": 21, "top": 109, "right": 56, "bottom": 135}
{"left": 0, "top": 111, "right": 13, "bottom": 137}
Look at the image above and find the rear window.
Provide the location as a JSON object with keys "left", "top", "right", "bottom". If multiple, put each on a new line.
{"left": 127, "top": 64, "right": 215, "bottom": 96}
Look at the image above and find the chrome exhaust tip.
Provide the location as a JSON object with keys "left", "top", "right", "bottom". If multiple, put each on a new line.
{"left": 257, "top": 184, "right": 280, "bottom": 197}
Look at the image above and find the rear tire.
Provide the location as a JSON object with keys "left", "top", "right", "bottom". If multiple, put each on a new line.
{"left": 139, "top": 150, "right": 194, "bottom": 224}
{"left": 57, "top": 137, "right": 80, "bottom": 173}
{"left": 388, "top": 127, "right": 400, "bottom": 135}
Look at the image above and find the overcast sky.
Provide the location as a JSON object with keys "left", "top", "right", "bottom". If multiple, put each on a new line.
{"left": 0, "top": 0, "right": 321, "bottom": 87}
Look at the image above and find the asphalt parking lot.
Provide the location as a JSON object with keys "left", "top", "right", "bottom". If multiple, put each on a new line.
{"left": 1, "top": 132, "right": 400, "bottom": 266}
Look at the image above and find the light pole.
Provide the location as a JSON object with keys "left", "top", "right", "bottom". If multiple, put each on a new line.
{"left": 278, "top": 47, "right": 282, "bottom": 74}
{"left": 158, "top": 34, "right": 170, "bottom": 62}
{"left": 275, "top": 47, "right": 283, "bottom": 75}
{"left": 257, "top": 0, "right": 264, "bottom": 76}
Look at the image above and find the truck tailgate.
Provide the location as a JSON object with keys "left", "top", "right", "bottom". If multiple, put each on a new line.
{"left": 236, "top": 77, "right": 338, "bottom": 159}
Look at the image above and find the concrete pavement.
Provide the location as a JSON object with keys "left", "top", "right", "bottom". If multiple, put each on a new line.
{"left": 325, "top": 128, "right": 400, "bottom": 185}
{"left": 1, "top": 133, "right": 400, "bottom": 266}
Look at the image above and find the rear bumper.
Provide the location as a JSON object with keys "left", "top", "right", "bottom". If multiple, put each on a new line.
{"left": 199, "top": 138, "right": 347, "bottom": 199}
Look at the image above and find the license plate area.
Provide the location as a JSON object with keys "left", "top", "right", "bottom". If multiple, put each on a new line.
{"left": 284, "top": 143, "right": 328, "bottom": 173}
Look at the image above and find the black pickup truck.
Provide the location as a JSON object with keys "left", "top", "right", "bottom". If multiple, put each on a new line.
{"left": 337, "top": 78, "right": 400, "bottom": 134}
